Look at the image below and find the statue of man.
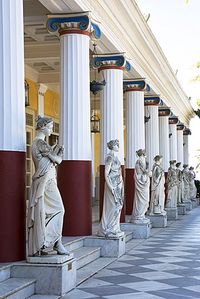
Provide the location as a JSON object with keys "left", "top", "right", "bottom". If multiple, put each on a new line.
{"left": 166, "top": 160, "right": 178, "bottom": 208}
{"left": 131, "top": 149, "right": 151, "bottom": 223}
{"left": 149, "top": 155, "right": 166, "bottom": 215}
{"left": 27, "top": 116, "right": 69, "bottom": 256}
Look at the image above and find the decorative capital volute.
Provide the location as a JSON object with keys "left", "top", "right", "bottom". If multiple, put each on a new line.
{"left": 123, "top": 79, "right": 149, "bottom": 92}
{"left": 47, "top": 12, "right": 101, "bottom": 39}
{"left": 169, "top": 116, "right": 179, "bottom": 125}
{"left": 177, "top": 122, "right": 185, "bottom": 131}
{"left": 144, "top": 95, "right": 162, "bottom": 106}
{"left": 90, "top": 53, "right": 131, "bottom": 72}
{"left": 158, "top": 107, "right": 171, "bottom": 117}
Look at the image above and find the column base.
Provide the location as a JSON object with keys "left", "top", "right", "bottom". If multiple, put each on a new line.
{"left": 165, "top": 207, "right": 178, "bottom": 220}
{"left": 121, "top": 222, "right": 151, "bottom": 239}
{"left": 177, "top": 205, "right": 186, "bottom": 215}
{"left": 84, "top": 234, "right": 125, "bottom": 258}
{"left": 147, "top": 214, "right": 167, "bottom": 228}
{"left": 11, "top": 255, "right": 76, "bottom": 296}
{"left": 184, "top": 201, "right": 192, "bottom": 211}
{"left": 191, "top": 199, "right": 198, "bottom": 208}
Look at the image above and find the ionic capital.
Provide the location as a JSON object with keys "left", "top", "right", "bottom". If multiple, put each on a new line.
{"left": 159, "top": 107, "right": 171, "bottom": 117}
{"left": 47, "top": 12, "right": 101, "bottom": 39}
{"left": 90, "top": 53, "right": 131, "bottom": 72}
{"left": 183, "top": 128, "right": 192, "bottom": 135}
{"left": 123, "top": 79, "right": 149, "bottom": 92}
{"left": 144, "top": 95, "right": 162, "bottom": 106}
{"left": 169, "top": 116, "right": 179, "bottom": 125}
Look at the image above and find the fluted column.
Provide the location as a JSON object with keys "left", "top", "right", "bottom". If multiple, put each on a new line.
{"left": 0, "top": 0, "right": 26, "bottom": 262}
{"left": 177, "top": 123, "right": 185, "bottom": 164}
{"left": 47, "top": 13, "right": 101, "bottom": 235}
{"left": 183, "top": 128, "right": 191, "bottom": 165}
{"left": 37, "top": 83, "right": 47, "bottom": 116}
{"left": 169, "top": 116, "right": 179, "bottom": 161}
{"left": 159, "top": 108, "right": 170, "bottom": 171}
{"left": 91, "top": 54, "right": 131, "bottom": 219}
{"left": 124, "top": 79, "right": 146, "bottom": 215}
{"left": 144, "top": 96, "right": 161, "bottom": 169}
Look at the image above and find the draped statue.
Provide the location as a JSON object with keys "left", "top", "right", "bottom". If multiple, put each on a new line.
{"left": 27, "top": 116, "right": 68, "bottom": 256}
{"left": 149, "top": 155, "right": 166, "bottom": 215}
{"left": 188, "top": 166, "right": 197, "bottom": 200}
{"left": 131, "top": 149, "right": 151, "bottom": 223}
{"left": 166, "top": 160, "right": 178, "bottom": 208}
{"left": 176, "top": 162, "right": 184, "bottom": 205}
{"left": 98, "top": 139, "right": 124, "bottom": 238}
{"left": 182, "top": 164, "right": 191, "bottom": 203}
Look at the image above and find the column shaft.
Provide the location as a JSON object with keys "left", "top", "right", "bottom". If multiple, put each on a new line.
{"left": 183, "top": 135, "right": 189, "bottom": 164}
{"left": 58, "top": 32, "right": 92, "bottom": 235}
{"left": 0, "top": 0, "right": 26, "bottom": 262}
{"left": 159, "top": 116, "right": 169, "bottom": 171}
{"left": 169, "top": 124, "right": 178, "bottom": 160}
{"left": 145, "top": 106, "right": 159, "bottom": 169}
{"left": 125, "top": 91, "right": 145, "bottom": 214}
{"left": 177, "top": 130, "right": 184, "bottom": 164}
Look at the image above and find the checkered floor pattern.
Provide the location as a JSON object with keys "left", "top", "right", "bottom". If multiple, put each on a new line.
{"left": 63, "top": 207, "right": 200, "bottom": 298}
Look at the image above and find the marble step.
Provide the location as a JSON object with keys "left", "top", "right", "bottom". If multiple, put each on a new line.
{"left": 0, "top": 277, "right": 35, "bottom": 299}
{"left": 125, "top": 231, "right": 133, "bottom": 243}
{"left": 76, "top": 257, "right": 116, "bottom": 286}
{"left": 28, "top": 296, "right": 59, "bottom": 299}
{"left": 62, "top": 237, "right": 84, "bottom": 252}
{"left": 0, "top": 264, "right": 11, "bottom": 283}
{"left": 73, "top": 246, "right": 101, "bottom": 270}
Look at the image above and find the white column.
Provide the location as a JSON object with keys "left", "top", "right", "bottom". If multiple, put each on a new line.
{"left": 37, "top": 83, "right": 47, "bottom": 117}
{"left": 126, "top": 90, "right": 145, "bottom": 167}
{"left": 0, "top": 0, "right": 25, "bottom": 151}
{"left": 177, "top": 126, "right": 184, "bottom": 164}
{"left": 159, "top": 109, "right": 170, "bottom": 171}
{"left": 183, "top": 134, "right": 189, "bottom": 165}
{"left": 169, "top": 120, "right": 178, "bottom": 161}
{"left": 60, "top": 33, "right": 91, "bottom": 160}
{"left": 0, "top": 0, "right": 26, "bottom": 262}
{"left": 145, "top": 104, "right": 159, "bottom": 169}
{"left": 100, "top": 68, "right": 124, "bottom": 165}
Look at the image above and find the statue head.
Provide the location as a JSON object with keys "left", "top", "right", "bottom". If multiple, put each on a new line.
{"left": 169, "top": 160, "right": 176, "bottom": 166}
{"left": 189, "top": 166, "right": 194, "bottom": 170}
{"left": 183, "top": 164, "right": 188, "bottom": 169}
{"left": 154, "top": 155, "right": 163, "bottom": 163}
{"left": 176, "top": 162, "right": 181, "bottom": 168}
{"left": 36, "top": 115, "right": 53, "bottom": 136}
{"left": 107, "top": 139, "right": 119, "bottom": 151}
{"left": 136, "top": 149, "right": 146, "bottom": 157}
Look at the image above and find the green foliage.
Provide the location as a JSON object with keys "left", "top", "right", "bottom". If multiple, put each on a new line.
{"left": 194, "top": 109, "right": 200, "bottom": 118}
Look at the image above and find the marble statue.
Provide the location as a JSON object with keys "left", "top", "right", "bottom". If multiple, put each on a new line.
{"left": 182, "top": 164, "right": 191, "bottom": 203}
{"left": 166, "top": 160, "right": 178, "bottom": 208}
{"left": 97, "top": 139, "right": 124, "bottom": 238}
{"left": 131, "top": 149, "right": 152, "bottom": 223}
{"left": 149, "top": 155, "right": 166, "bottom": 215}
{"left": 27, "top": 116, "right": 69, "bottom": 256}
{"left": 188, "top": 166, "right": 197, "bottom": 200}
{"left": 176, "top": 162, "right": 184, "bottom": 206}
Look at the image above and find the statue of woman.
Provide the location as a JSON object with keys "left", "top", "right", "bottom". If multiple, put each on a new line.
{"left": 98, "top": 139, "right": 124, "bottom": 238}
{"left": 27, "top": 116, "right": 68, "bottom": 256}
{"left": 131, "top": 149, "right": 151, "bottom": 223}
{"left": 182, "top": 164, "right": 191, "bottom": 203}
{"left": 176, "top": 162, "right": 183, "bottom": 205}
{"left": 188, "top": 166, "right": 197, "bottom": 200}
{"left": 149, "top": 155, "right": 166, "bottom": 215}
{"left": 166, "top": 160, "right": 178, "bottom": 208}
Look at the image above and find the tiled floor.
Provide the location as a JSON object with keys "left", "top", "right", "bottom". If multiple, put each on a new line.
{"left": 63, "top": 207, "right": 200, "bottom": 298}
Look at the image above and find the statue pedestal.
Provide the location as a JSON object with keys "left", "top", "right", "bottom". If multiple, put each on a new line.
{"left": 177, "top": 205, "right": 186, "bottom": 215}
{"left": 184, "top": 201, "right": 192, "bottom": 211}
{"left": 192, "top": 199, "right": 198, "bottom": 208}
{"left": 84, "top": 234, "right": 125, "bottom": 258}
{"left": 165, "top": 207, "right": 178, "bottom": 220}
{"left": 11, "top": 254, "right": 76, "bottom": 296}
{"left": 147, "top": 214, "right": 167, "bottom": 228}
{"left": 121, "top": 220, "right": 151, "bottom": 239}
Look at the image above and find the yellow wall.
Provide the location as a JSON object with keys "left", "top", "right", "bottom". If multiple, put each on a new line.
{"left": 25, "top": 78, "right": 60, "bottom": 119}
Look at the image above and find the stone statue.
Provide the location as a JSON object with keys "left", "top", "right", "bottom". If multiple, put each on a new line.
{"left": 27, "top": 116, "right": 69, "bottom": 256}
{"left": 98, "top": 139, "right": 124, "bottom": 238}
{"left": 176, "top": 162, "right": 184, "bottom": 206}
{"left": 131, "top": 149, "right": 151, "bottom": 223}
{"left": 166, "top": 160, "right": 178, "bottom": 208}
{"left": 149, "top": 155, "right": 166, "bottom": 215}
{"left": 182, "top": 164, "right": 191, "bottom": 203}
{"left": 188, "top": 166, "right": 197, "bottom": 200}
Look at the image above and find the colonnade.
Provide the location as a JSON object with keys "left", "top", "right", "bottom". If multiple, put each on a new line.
{"left": 0, "top": 6, "right": 191, "bottom": 262}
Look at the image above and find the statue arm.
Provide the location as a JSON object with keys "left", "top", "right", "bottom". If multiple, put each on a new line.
{"left": 38, "top": 140, "right": 62, "bottom": 165}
